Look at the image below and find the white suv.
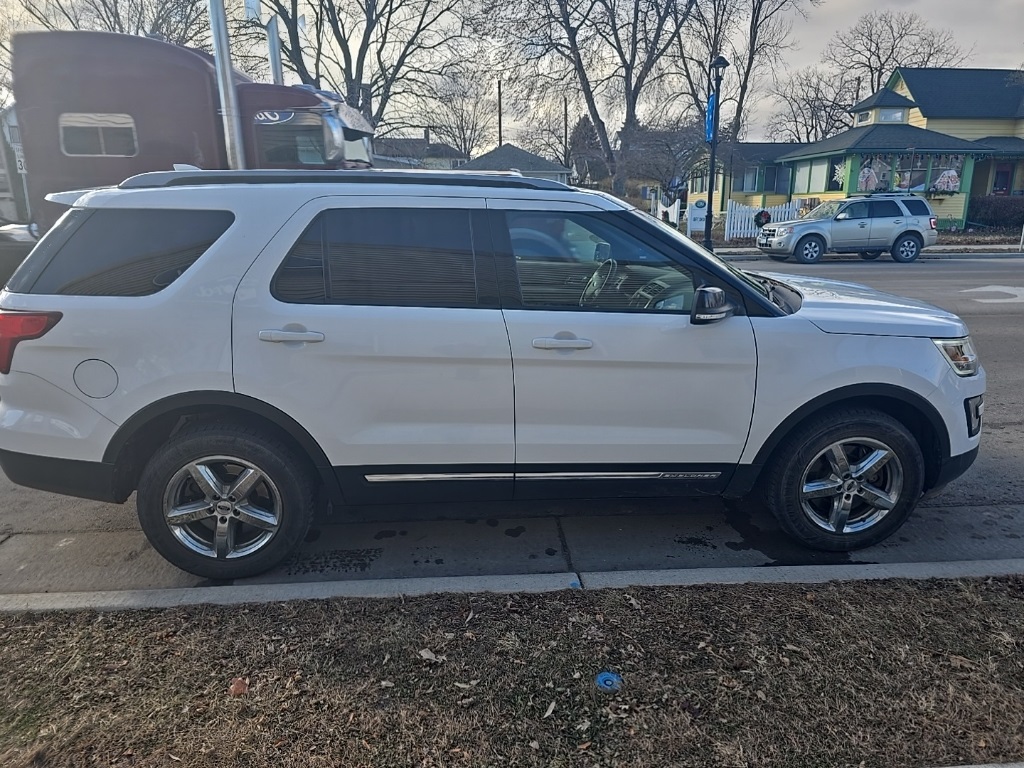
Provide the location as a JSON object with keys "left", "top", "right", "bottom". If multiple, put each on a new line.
{"left": 0, "top": 170, "right": 985, "bottom": 578}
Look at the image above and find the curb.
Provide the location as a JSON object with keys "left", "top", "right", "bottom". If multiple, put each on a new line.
{"left": 3, "top": 558, "right": 1024, "bottom": 613}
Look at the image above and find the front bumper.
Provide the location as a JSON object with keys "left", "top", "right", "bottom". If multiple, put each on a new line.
{"left": 756, "top": 236, "right": 792, "bottom": 254}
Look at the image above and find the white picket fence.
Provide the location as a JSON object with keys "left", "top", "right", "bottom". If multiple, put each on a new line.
{"left": 724, "top": 199, "right": 799, "bottom": 241}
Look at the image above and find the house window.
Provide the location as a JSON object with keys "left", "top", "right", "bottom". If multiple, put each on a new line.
{"left": 895, "top": 155, "right": 928, "bottom": 192}
{"left": 856, "top": 111, "right": 871, "bottom": 125}
{"left": 793, "top": 161, "right": 811, "bottom": 195}
{"left": 878, "top": 108, "right": 905, "bottom": 123}
{"left": 809, "top": 159, "right": 829, "bottom": 192}
{"left": 827, "top": 157, "right": 847, "bottom": 192}
{"left": 731, "top": 167, "right": 758, "bottom": 192}
{"left": 928, "top": 155, "right": 964, "bottom": 193}
{"left": 59, "top": 113, "right": 138, "bottom": 157}
{"left": 858, "top": 154, "right": 894, "bottom": 192}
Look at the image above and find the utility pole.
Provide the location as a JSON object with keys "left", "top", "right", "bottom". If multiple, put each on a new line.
{"left": 563, "top": 96, "right": 569, "bottom": 168}
{"left": 497, "top": 80, "right": 503, "bottom": 146}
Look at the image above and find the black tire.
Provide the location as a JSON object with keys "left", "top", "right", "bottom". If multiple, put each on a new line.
{"left": 137, "top": 423, "right": 317, "bottom": 579}
{"left": 793, "top": 235, "right": 826, "bottom": 264}
{"left": 763, "top": 408, "right": 925, "bottom": 551}
{"left": 890, "top": 234, "right": 922, "bottom": 263}
{"left": 767, "top": 254, "right": 790, "bottom": 262}
{"left": 858, "top": 251, "right": 882, "bottom": 260}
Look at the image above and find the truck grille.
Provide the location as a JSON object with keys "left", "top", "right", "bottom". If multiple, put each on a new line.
{"left": 760, "top": 228, "right": 776, "bottom": 238}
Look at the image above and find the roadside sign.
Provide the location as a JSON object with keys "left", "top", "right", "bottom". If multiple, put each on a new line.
{"left": 12, "top": 143, "right": 26, "bottom": 174}
{"left": 705, "top": 93, "right": 716, "bottom": 143}
{"left": 687, "top": 198, "right": 707, "bottom": 237}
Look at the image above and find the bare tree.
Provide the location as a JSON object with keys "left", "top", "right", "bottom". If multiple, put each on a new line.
{"left": 665, "top": 0, "right": 817, "bottom": 138}
{"left": 621, "top": 119, "right": 704, "bottom": 192}
{"left": 422, "top": 69, "right": 497, "bottom": 158}
{"left": 822, "top": 10, "right": 971, "bottom": 96}
{"left": 568, "top": 114, "right": 608, "bottom": 183}
{"left": 483, "top": 0, "right": 699, "bottom": 186}
{"left": 766, "top": 66, "right": 857, "bottom": 143}
{"left": 267, "top": 0, "right": 468, "bottom": 130}
{"left": 18, "top": 0, "right": 210, "bottom": 47}
{"left": 0, "top": 15, "right": 13, "bottom": 108}
{"left": 515, "top": 97, "right": 574, "bottom": 169}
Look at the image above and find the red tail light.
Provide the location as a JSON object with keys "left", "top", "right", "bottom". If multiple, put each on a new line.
{"left": 929, "top": 217, "right": 937, "bottom": 230}
{"left": 0, "top": 311, "right": 62, "bottom": 375}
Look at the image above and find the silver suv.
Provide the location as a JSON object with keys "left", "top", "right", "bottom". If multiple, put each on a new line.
{"left": 757, "top": 194, "right": 938, "bottom": 264}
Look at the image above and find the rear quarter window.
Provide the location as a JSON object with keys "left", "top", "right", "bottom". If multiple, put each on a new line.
{"left": 14, "top": 209, "right": 234, "bottom": 297}
{"left": 902, "top": 199, "right": 932, "bottom": 217}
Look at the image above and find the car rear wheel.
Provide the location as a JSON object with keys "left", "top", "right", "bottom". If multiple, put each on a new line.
{"left": 890, "top": 234, "right": 922, "bottom": 263}
{"left": 764, "top": 409, "right": 924, "bottom": 551}
{"left": 793, "top": 235, "right": 826, "bottom": 264}
{"left": 859, "top": 251, "right": 882, "bottom": 260}
{"left": 137, "top": 423, "right": 317, "bottom": 579}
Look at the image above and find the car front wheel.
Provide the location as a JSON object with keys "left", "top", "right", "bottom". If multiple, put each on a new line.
{"left": 793, "top": 235, "right": 826, "bottom": 264}
{"left": 137, "top": 423, "right": 317, "bottom": 579}
{"left": 764, "top": 409, "right": 925, "bottom": 551}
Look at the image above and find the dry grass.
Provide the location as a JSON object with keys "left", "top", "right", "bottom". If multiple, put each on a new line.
{"left": 2, "top": 578, "right": 1024, "bottom": 767}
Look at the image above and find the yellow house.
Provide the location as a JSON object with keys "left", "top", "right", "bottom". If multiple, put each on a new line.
{"left": 889, "top": 68, "right": 1024, "bottom": 204}
{"left": 686, "top": 68, "right": 1024, "bottom": 230}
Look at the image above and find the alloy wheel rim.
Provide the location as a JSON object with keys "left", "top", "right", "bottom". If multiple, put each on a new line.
{"left": 899, "top": 240, "right": 918, "bottom": 259}
{"left": 803, "top": 241, "right": 821, "bottom": 260}
{"left": 799, "top": 438, "right": 904, "bottom": 534}
{"left": 162, "top": 455, "right": 282, "bottom": 559}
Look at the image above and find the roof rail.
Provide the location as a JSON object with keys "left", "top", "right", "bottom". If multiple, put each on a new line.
{"left": 118, "top": 168, "right": 568, "bottom": 191}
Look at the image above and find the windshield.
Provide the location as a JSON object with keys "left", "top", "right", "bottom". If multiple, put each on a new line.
{"left": 639, "top": 212, "right": 770, "bottom": 299}
{"left": 803, "top": 201, "right": 843, "bottom": 220}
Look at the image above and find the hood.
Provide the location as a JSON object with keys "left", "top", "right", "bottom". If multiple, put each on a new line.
{"left": 756, "top": 272, "right": 968, "bottom": 339}
{"left": 765, "top": 218, "right": 807, "bottom": 228}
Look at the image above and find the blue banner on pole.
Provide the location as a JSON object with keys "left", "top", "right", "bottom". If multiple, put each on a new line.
{"left": 705, "top": 93, "right": 716, "bottom": 143}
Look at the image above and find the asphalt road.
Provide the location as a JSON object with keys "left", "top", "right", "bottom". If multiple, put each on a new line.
{"left": 1, "top": 257, "right": 1022, "bottom": 594}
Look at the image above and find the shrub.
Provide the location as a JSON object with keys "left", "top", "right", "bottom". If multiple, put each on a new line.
{"left": 966, "top": 195, "right": 1024, "bottom": 228}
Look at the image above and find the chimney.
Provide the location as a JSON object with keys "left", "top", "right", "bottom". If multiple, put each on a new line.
{"left": 424, "top": 127, "right": 430, "bottom": 144}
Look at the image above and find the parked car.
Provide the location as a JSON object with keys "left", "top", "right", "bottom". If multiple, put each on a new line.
{"left": 0, "top": 170, "right": 984, "bottom": 578}
{"left": 757, "top": 194, "right": 938, "bottom": 264}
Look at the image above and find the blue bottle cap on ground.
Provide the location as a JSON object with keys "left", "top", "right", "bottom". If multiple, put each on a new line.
{"left": 595, "top": 671, "right": 622, "bottom": 691}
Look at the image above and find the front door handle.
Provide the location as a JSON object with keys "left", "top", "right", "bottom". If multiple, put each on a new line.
{"left": 533, "top": 337, "right": 593, "bottom": 350}
{"left": 259, "top": 329, "right": 325, "bottom": 343}
{"left": 858, "top": 222, "right": 868, "bottom": 228}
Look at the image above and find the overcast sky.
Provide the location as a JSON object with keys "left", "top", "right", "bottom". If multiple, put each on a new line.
{"left": 746, "top": 0, "right": 1023, "bottom": 138}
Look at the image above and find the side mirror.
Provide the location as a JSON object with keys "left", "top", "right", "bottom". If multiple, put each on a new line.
{"left": 691, "top": 286, "right": 733, "bottom": 325}
{"left": 835, "top": 211, "right": 849, "bottom": 221}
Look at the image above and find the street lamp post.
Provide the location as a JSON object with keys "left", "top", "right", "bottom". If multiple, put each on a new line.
{"left": 703, "top": 55, "right": 730, "bottom": 251}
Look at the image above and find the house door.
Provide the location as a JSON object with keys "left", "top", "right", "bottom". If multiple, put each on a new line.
{"left": 993, "top": 164, "right": 1013, "bottom": 195}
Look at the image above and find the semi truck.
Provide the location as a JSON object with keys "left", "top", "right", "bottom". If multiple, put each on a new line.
{"left": 0, "top": 29, "right": 375, "bottom": 278}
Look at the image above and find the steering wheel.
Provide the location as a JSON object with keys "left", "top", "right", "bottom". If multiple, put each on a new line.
{"left": 509, "top": 227, "right": 573, "bottom": 261}
{"left": 580, "top": 258, "right": 618, "bottom": 306}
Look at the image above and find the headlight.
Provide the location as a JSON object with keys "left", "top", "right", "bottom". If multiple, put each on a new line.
{"left": 934, "top": 337, "right": 978, "bottom": 376}
{"left": 775, "top": 226, "right": 793, "bottom": 236}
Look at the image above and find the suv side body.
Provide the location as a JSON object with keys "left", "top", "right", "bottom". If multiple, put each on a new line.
{"left": 757, "top": 195, "right": 938, "bottom": 262}
{"left": 0, "top": 172, "right": 984, "bottom": 578}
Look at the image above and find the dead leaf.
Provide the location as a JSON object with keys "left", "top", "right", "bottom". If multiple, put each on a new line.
{"left": 543, "top": 700, "right": 556, "bottom": 719}
{"left": 756, "top": 691, "right": 767, "bottom": 702}
{"left": 979, "top": 739, "right": 987, "bottom": 748}
{"left": 578, "top": 741, "right": 592, "bottom": 750}
{"left": 380, "top": 681, "right": 395, "bottom": 688}
{"left": 419, "top": 648, "right": 446, "bottom": 663}
{"left": 783, "top": 644, "right": 803, "bottom": 653}
{"left": 626, "top": 594, "right": 641, "bottom": 610}
{"left": 228, "top": 677, "right": 249, "bottom": 697}
{"left": 805, "top": 592, "right": 816, "bottom": 602}
{"left": 170, "top": 757, "right": 181, "bottom": 763}
{"left": 465, "top": 610, "right": 475, "bottom": 625}
{"left": 454, "top": 680, "right": 480, "bottom": 690}
{"left": 529, "top": 741, "right": 540, "bottom": 750}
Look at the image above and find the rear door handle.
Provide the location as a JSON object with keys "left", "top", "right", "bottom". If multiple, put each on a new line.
{"left": 892, "top": 219, "right": 904, "bottom": 224}
{"left": 532, "top": 337, "right": 593, "bottom": 350}
{"left": 259, "top": 329, "right": 325, "bottom": 343}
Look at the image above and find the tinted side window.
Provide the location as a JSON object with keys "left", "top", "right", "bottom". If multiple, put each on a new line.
{"left": 870, "top": 200, "right": 904, "bottom": 218}
{"left": 902, "top": 199, "right": 931, "bottom": 216}
{"left": 272, "top": 208, "right": 479, "bottom": 308}
{"left": 28, "top": 209, "right": 234, "bottom": 296}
